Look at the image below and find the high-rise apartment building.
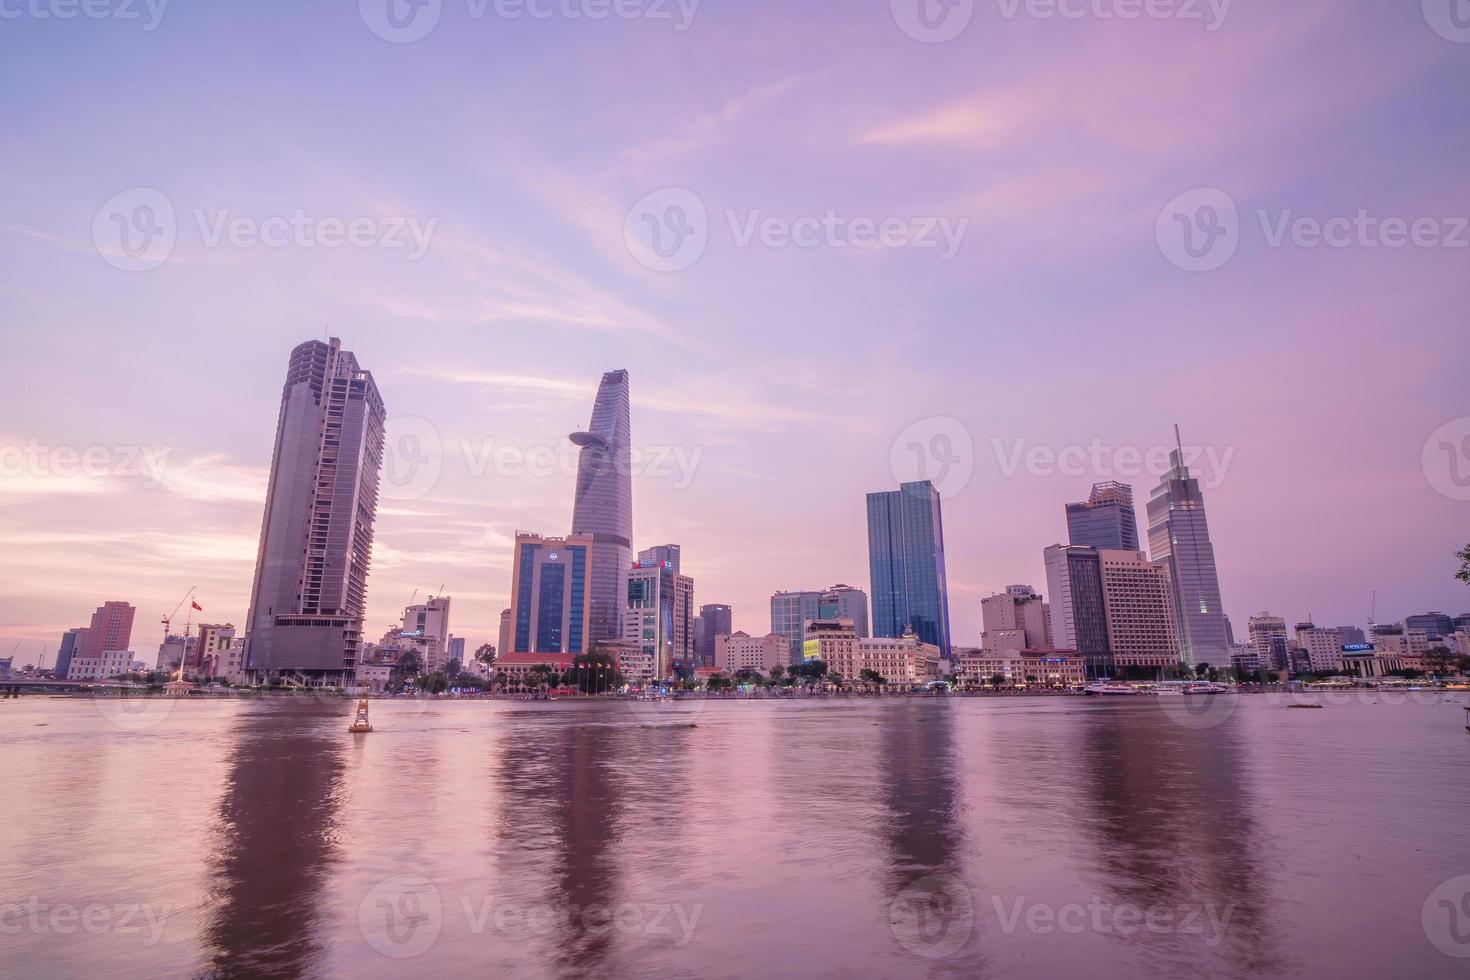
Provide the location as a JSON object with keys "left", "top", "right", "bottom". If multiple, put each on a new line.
{"left": 1295, "top": 623, "right": 1345, "bottom": 673}
{"left": 1146, "top": 431, "right": 1229, "bottom": 667}
{"left": 1043, "top": 544, "right": 1112, "bottom": 676}
{"left": 54, "top": 626, "right": 87, "bottom": 681}
{"left": 1247, "top": 613, "right": 1288, "bottom": 671}
{"left": 1097, "top": 549, "right": 1180, "bottom": 672}
{"left": 244, "top": 338, "right": 386, "bottom": 684}
{"left": 569, "top": 370, "right": 633, "bottom": 645}
{"left": 510, "top": 533, "right": 594, "bottom": 655}
{"left": 81, "top": 601, "right": 135, "bottom": 659}
{"left": 867, "top": 480, "right": 952, "bottom": 657}
{"left": 400, "top": 595, "right": 452, "bottom": 671}
{"left": 1066, "top": 481, "right": 1140, "bottom": 551}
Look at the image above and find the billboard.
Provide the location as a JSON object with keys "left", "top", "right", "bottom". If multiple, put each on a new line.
{"left": 803, "top": 639, "right": 821, "bottom": 661}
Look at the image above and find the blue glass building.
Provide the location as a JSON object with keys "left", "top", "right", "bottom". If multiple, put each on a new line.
{"left": 866, "top": 480, "right": 952, "bottom": 657}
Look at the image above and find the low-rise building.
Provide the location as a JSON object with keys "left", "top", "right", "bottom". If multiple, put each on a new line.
{"left": 958, "top": 649, "right": 1085, "bottom": 688}
{"left": 820, "top": 627, "right": 941, "bottom": 686}
{"left": 1295, "top": 625, "right": 1345, "bottom": 673}
{"left": 67, "top": 650, "right": 135, "bottom": 681}
{"left": 205, "top": 640, "right": 248, "bottom": 685}
{"left": 714, "top": 631, "right": 788, "bottom": 675}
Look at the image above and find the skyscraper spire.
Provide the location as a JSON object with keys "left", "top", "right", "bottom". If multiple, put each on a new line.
{"left": 569, "top": 369, "right": 633, "bottom": 644}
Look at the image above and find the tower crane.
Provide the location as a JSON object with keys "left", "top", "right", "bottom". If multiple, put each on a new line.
{"left": 162, "top": 587, "right": 198, "bottom": 681}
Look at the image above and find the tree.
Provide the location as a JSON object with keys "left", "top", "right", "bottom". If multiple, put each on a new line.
{"left": 828, "top": 672, "right": 844, "bottom": 690}
{"left": 770, "top": 664, "right": 785, "bottom": 681}
{"left": 565, "top": 652, "right": 621, "bottom": 694}
{"left": 1424, "top": 645, "right": 1458, "bottom": 677}
{"left": 475, "top": 643, "right": 496, "bottom": 666}
{"left": 990, "top": 673, "right": 1006, "bottom": 692}
{"left": 1457, "top": 544, "right": 1470, "bottom": 586}
{"left": 419, "top": 672, "right": 449, "bottom": 695}
{"left": 706, "top": 673, "right": 733, "bottom": 692}
{"left": 859, "top": 668, "right": 886, "bottom": 689}
{"left": 393, "top": 651, "right": 422, "bottom": 684}
{"left": 1193, "top": 662, "right": 1212, "bottom": 679}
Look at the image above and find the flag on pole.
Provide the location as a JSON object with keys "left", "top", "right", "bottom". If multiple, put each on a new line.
{"left": 191, "top": 600, "right": 203, "bottom": 611}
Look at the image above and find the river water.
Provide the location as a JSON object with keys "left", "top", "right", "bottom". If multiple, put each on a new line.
{"left": 2, "top": 693, "right": 1468, "bottom": 979}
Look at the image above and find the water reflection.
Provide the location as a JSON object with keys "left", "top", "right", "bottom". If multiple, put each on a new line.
{"left": 494, "top": 713, "right": 627, "bottom": 975}
{"left": 201, "top": 701, "right": 346, "bottom": 978}
{"left": 1077, "top": 703, "right": 1288, "bottom": 976}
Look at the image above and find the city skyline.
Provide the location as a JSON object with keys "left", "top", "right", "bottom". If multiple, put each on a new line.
{"left": 3, "top": 4, "right": 1469, "bottom": 659}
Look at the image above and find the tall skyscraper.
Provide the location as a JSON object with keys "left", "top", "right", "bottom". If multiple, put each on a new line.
{"left": 1146, "top": 429, "right": 1229, "bottom": 667}
{"left": 1043, "top": 544, "right": 1111, "bottom": 676}
{"left": 510, "top": 533, "right": 594, "bottom": 654}
{"left": 244, "top": 338, "right": 386, "bottom": 684}
{"left": 569, "top": 369, "right": 633, "bottom": 645}
{"left": 867, "top": 480, "right": 952, "bottom": 657}
{"left": 81, "top": 601, "right": 135, "bottom": 658}
{"left": 695, "top": 603, "right": 732, "bottom": 666}
{"left": 1066, "top": 481, "right": 1140, "bottom": 551}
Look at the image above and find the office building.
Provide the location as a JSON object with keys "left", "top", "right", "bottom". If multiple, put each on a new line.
{"left": 1295, "top": 623, "right": 1345, "bottom": 673}
{"left": 498, "top": 608, "right": 512, "bottom": 658}
{"left": 638, "top": 544, "right": 681, "bottom": 574}
{"left": 820, "top": 584, "right": 869, "bottom": 639}
{"left": 980, "top": 585, "right": 1052, "bottom": 655}
{"left": 714, "top": 631, "right": 788, "bottom": 675}
{"left": 1066, "top": 481, "right": 1140, "bottom": 551}
{"left": 510, "top": 533, "right": 594, "bottom": 655}
{"left": 1097, "top": 549, "right": 1180, "bottom": 672}
{"left": 1043, "top": 544, "right": 1112, "bottom": 677}
{"left": 1247, "top": 613, "right": 1289, "bottom": 670}
{"left": 192, "top": 624, "right": 236, "bottom": 677}
{"left": 54, "top": 627, "right": 86, "bottom": 681}
{"left": 1146, "top": 430, "right": 1229, "bottom": 666}
{"left": 695, "top": 603, "right": 732, "bottom": 666}
{"left": 622, "top": 559, "right": 694, "bottom": 680}
{"left": 400, "top": 595, "right": 452, "bottom": 672}
{"left": 1405, "top": 612, "right": 1455, "bottom": 641}
{"left": 569, "top": 369, "right": 633, "bottom": 645}
{"left": 244, "top": 338, "right": 386, "bottom": 685}
{"left": 866, "top": 480, "right": 952, "bottom": 657}
{"left": 81, "top": 601, "right": 135, "bottom": 660}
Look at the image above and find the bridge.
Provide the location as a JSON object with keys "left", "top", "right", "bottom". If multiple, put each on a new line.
{"left": 0, "top": 679, "right": 154, "bottom": 698}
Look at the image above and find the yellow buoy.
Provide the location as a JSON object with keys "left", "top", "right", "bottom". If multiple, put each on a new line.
{"left": 349, "top": 696, "right": 373, "bottom": 733}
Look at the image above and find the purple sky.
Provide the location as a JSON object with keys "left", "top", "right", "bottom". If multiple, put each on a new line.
{"left": 2, "top": 1, "right": 1468, "bottom": 665}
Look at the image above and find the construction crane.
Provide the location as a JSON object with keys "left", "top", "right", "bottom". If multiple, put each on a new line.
{"left": 162, "top": 587, "right": 198, "bottom": 681}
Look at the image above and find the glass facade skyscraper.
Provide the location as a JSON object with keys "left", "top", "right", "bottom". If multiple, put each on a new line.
{"left": 1066, "top": 481, "right": 1140, "bottom": 551}
{"left": 569, "top": 370, "right": 633, "bottom": 645}
{"left": 1146, "top": 434, "right": 1229, "bottom": 667}
{"left": 866, "top": 480, "right": 952, "bottom": 657}
{"left": 511, "top": 534, "right": 592, "bottom": 654}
